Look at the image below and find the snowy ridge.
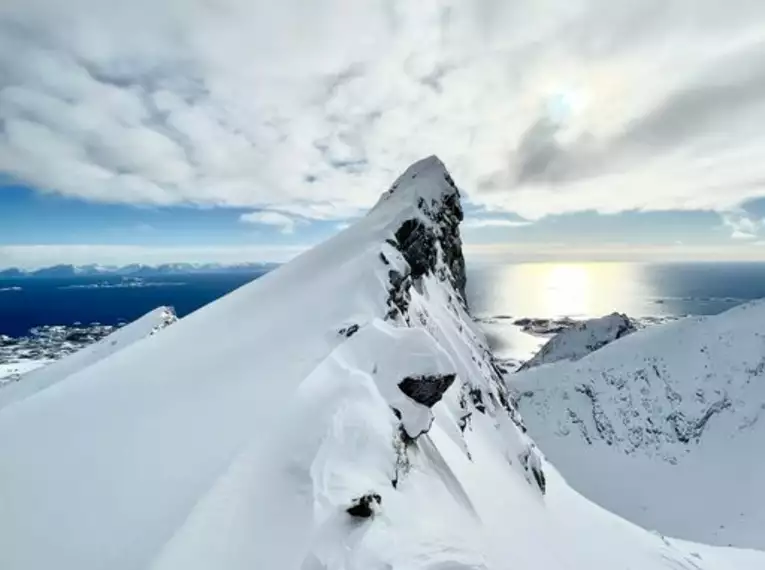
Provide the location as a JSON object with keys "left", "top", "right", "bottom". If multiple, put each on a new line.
{"left": 0, "top": 307, "right": 177, "bottom": 411}
{"left": 513, "top": 301, "right": 765, "bottom": 548}
{"left": 0, "top": 157, "right": 762, "bottom": 570}
{"left": 518, "top": 312, "right": 635, "bottom": 370}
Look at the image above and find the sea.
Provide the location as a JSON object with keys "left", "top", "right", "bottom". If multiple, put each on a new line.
{"left": 1, "top": 262, "right": 765, "bottom": 337}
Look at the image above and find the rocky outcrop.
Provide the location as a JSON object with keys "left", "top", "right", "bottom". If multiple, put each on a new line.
{"left": 374, "top": 157, "right": 543, "bottom": 496}
{"left": 346, "top": 493, "right": 382, "bottom": 518}
{"left": 383, "top": 159, "right": 467, "bottom": 307}
{"left": 398, "top": 374, "right": 456, "bottom": 407}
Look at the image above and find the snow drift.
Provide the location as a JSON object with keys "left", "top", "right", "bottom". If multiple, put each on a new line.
{"left": 513, "top": 302, "right": 765, "bottom": 549}
{"left": 0, "top": 157, "right": 762, "bottom": 570}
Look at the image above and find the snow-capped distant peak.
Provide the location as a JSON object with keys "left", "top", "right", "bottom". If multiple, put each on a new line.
{"left": 0, "top": 306, "right": 177, "bottom": 411}
{"left": 519, "top": 312, "right": 635, "bottom": 370}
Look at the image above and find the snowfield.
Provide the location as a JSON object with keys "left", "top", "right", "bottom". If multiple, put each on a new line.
{"left": 513, "top": 301, "right": 765, "bottom": 550}
{"left": 0, "top": 157, "right": 763, "bottom": 570}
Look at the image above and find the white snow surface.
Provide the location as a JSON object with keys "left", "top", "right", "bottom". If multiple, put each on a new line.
{"left": 513, "top": 301, "right": 765, "bottom": 549}
{"left": 0, "top": 360, "right": 50, "bottom": 386}
{"left": 0, "top": 156, "right": 763, "bottom": 570}
{"left": 0, "top": 306, "right": 177, "bottom": 411}
{"left": 519, "top": 312, "right": 635, "bottom": 370}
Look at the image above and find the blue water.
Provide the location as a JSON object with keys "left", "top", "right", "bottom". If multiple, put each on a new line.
{"left": 2, "top": 262, "right": 765, "bottom": 336}
{"left": 0, "top": 273, "right": 266, "bottom": 336}
{"left": 467, "top": 262, "right": 765, "bottom": 319}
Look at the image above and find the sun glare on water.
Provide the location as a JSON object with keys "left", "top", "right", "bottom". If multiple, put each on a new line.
{"left": 472, "top": 262, "right": 654, "bottom": 319}
{"left": 544, "top": 264, "right": 591, "bottom": 316}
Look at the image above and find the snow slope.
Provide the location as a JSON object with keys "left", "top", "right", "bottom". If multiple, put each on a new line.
{"left": 0, "top": 306, "right": 177, "bottom": 411}
{"left": 0, "top": 360, "right": 50, "bottom": 386}
{"left": 513, "top": 302, "right": 765, "bottom": 549}
{"left": 518, "top": 312, "right": 635, "bottom": 370}
{"left": 0, "top": 156, "right": 762, "bottom": 570}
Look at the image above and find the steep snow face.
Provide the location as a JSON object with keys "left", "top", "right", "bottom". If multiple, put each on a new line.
{"left": 518, "top": 312, "right": 635, "bottom": 370}
{"left": 0, "top": 307, "right": 177, "bottom": 412}
{"left": 513, "top": 302, "right": 765, "bottom": 549}
{"left": 0, "top": 157, "right": 762, "bottom": 570}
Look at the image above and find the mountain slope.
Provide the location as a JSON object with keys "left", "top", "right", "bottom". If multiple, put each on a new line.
{"left": 513, "top": 302, "right": 765, "bottom": 549}
{"left": 0, "top": 307, "right": 177, "bottom": 411}
{"left": 0, "top": 157, "right": 762, "bottom": 570}
{"left": 518, "top": 312, "right": 635, "bottom": 370}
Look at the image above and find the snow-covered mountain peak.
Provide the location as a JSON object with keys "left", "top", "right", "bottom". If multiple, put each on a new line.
{"left": 1, "top": 157, "right": 763, "bottom": 570}
{"left": 519, "top": 312, "right": 636, "bottom": 370}
{"left": 370, "top": 155, "right": 467, "bottom": 303}
{"left": 374, "top": 155, "right": 457, "bottom": 208}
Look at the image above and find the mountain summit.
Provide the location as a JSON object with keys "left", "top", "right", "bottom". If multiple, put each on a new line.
{"left": 0, "top": 157, "right": 761, "bottom": 570}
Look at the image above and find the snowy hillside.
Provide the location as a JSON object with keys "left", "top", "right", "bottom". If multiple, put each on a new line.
{"left": 518, "top": 312, "right": 635, "bottom": 370}
{"left": 0, "top": 156, "right": 762, "bottom": 570}
{"left": 0, "top": 307, "right": 177, "bottom": 411}
{"left": 513, "top": 302, "right": 765, "bottom": 549}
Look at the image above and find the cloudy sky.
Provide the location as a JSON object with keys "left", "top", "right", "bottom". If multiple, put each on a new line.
{"left": 1, "top": 0, "right": 765, "bottom": 267}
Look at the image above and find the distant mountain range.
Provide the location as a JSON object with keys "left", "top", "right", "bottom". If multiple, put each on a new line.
{"left": 0, "top": 262, "right": 280, "bottom": 279}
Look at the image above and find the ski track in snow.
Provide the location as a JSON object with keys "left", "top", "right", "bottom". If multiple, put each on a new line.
{"left": 0, "top": 156, "right": 763, "bottom": 570}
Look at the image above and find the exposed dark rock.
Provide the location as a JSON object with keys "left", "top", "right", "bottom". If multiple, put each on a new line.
{"left": 346, "top": 493, "right": 382, "bottom": 518}
{"left": 379, "top": 252, "right": 389, "bottom": 265}
{"left": 338, "top": 324, "right": 360, "bottom": 338}
{"left": 383, "top": 167, "right": 467, "bottom": 305}
{"left": 390, "top": 406, "right": 402, "bottom": 420}
{"left": 668, "top": 398, "right": 731, "bottom": 443}
{"left": 385, "top": 270, "right": 413, "bottom": 323}
{"left": 398, "top": 374, "right": 456, "bottom": 407}
{"left": 575, "top": 384, "right": 616, "bottom": 445}
{"left": 394, "top": 219, "right": 437, "bottom": 280}
{"left": 531, "top": 464, "right": 547, "bottom": 494}
{"left": 468, "top": 387, "right": 486, "bottom": 414}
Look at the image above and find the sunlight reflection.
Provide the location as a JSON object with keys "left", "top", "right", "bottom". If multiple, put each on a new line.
{"left": 469, "top": 262, "right": 656, "bottom": 319}
{"left": 545, "top": 264, "right": 591, "bottom": 316}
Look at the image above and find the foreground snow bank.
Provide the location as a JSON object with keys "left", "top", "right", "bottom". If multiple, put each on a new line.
{"left": 513, "top": 300, "right": 765, "bottom": 549}
{"left": 0, "top": 157, "right": 762, "bottom": 570}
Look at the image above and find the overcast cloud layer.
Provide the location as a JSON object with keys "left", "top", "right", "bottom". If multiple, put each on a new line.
{"left": 2, "top": 0, "right": 765, "bottom": 225}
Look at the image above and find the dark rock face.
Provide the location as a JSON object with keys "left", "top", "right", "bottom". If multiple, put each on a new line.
{"left": 338, "top": 324, "right": 360, "bottom": 338}
{"left": 385, "top": 270, "right": 412, "bottom": 322}
{"left": 346, "top": 493, "right": 382, "bottom": 518}
{"left": 386, "top": 169, "right": 467, "bottom": 305}
{"left": 398, "top": 374, "right": 456, "bottom": 407}
{"left": 531, "top": 464, "right": 546, "bottom": 494}
{"left": 394, "top": 219, "right": 437, "bottom": 280}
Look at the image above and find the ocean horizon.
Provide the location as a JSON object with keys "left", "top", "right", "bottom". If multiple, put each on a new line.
{"left": 1, "top": 261, "right": 765, "bottom": 337}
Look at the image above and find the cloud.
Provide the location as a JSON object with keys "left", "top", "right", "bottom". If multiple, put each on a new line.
{"left": 239, "top": 211, "right": 298, "bottom": 233}
{"left": 721, "top": 211, "right": 764, "bottom": 240}
{"left": 0, "top": 244, "right": 306, "bottom": 269}
{"left": 463, "top": 218, "right": 532, "bottom": 229}
{"left": 2, "top": 0, "right": 765, "bottom": 221}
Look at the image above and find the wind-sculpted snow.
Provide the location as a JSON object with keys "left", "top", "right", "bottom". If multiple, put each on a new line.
{"left": 0, "top": 157, "right": 762, "bottom": 570}
{"left": 513, "top": 301, "right": 765, "bottom": 549}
